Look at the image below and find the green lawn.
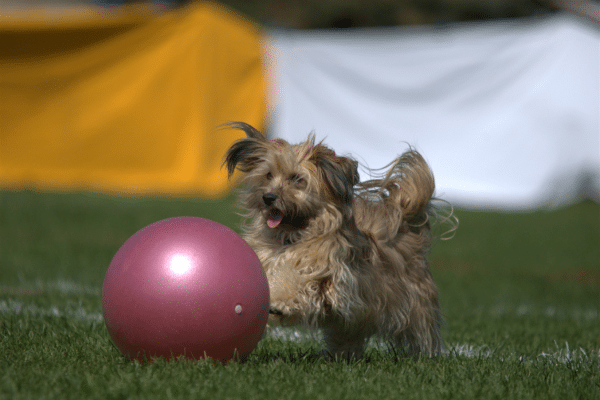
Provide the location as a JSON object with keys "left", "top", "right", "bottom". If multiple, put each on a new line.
{"left": 1, "top": 190, "right": 598, "bottom": 399}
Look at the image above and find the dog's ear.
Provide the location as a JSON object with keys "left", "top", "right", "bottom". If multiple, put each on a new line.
{"left": 222, "top": 122, "right": 268, "bottom": 177}
{"left": 313, "top": 146, "right": 359, "bottom": 206}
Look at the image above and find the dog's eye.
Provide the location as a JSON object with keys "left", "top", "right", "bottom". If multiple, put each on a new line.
{"left": 290, "top": 174, "right": 304, "bottom": 184}
{"left": 266, "top": 172, "right": 273, "bottom": 180}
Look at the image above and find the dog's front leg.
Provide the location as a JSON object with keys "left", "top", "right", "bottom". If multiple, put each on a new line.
{"left": 265, "top": 262, "right": 306, "bottom": 325}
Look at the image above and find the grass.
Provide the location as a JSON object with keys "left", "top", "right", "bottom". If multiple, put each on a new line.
{"left": 1, "top": 189, "right": 598, "bottom": 399}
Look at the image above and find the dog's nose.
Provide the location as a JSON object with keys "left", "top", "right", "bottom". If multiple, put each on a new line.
{"left": 262, "top": 193, "right": 277, "bottom": 206}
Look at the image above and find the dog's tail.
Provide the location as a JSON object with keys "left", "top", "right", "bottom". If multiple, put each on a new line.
{"left": 355, "top": 150, "right": 438, "bottom": 236}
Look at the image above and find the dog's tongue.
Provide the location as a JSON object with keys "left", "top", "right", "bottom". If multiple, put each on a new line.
{"left": 267, "top": 210, "right": 283, "bottom": 229}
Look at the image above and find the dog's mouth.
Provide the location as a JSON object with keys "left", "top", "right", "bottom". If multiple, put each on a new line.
{"left": 265, "top": 208, "right": 309, "bottom": 230}
{"left": 267, "top": 209, "right": 284, "bottom": 229}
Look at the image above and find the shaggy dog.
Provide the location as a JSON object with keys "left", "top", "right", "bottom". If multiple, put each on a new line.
{"left": 224, "top": 122, "right": 455, "bottom": 359}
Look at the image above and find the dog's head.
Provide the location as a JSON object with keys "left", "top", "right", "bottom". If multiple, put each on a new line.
{"left": 224, "top": 122, "right": 359, "bottom": 233}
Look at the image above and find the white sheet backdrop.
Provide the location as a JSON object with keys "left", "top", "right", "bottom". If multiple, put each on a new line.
{"left": 266, "top": 14, "right": 599, "bottom": 210}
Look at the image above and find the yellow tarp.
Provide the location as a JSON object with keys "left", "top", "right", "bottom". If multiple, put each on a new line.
{"left": 0, "top": 2, "right": 265, "bottom": 197}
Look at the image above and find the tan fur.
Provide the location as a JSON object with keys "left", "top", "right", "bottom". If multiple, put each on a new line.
{"left": 223, "top": 122, "right": 456, "bottom": 360}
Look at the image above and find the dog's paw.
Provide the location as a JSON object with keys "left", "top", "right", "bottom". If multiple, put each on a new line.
{"left": 269, "top": 300, "right": 292, "bottom": 315}
{"left": 268, "top": 306, "right": 286, "bottom": 325}
{"left": 268, "top": 301, "right": 302, "bottom": 326}
{"left": 269, "top": 307, "right": 283, "bottom": 316}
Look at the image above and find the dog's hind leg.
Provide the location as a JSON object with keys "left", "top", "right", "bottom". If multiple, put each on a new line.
{"left": 392, "top": 316, "right": 443, "bottom": 358}
{"left": 322, "top": 327, "right": 368, "bottom": 361}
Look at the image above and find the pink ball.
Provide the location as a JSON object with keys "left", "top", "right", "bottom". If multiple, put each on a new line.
{"left": 102, "top": 217, "right": 269, "bottom": 363}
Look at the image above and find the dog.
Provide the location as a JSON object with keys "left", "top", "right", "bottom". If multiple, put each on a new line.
{"left": 223, "top": 122, "right": 455, "bottom": 360}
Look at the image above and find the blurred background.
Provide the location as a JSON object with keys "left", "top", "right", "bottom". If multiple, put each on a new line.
{"left": 1, "top": 0, "right": 598, "bottom": 209}
{"left": 1, "top": 4, "right": 598, "bottom": 387}
{"left": 5, "top": 0, "right": 599, "bottom": 27}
